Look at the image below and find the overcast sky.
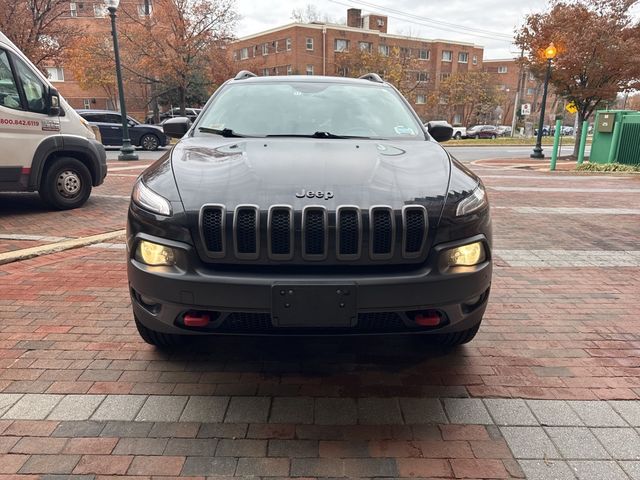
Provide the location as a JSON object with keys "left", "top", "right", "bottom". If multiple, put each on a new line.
{"left": 234, "top": 0, "right": 640, "bottom": 60}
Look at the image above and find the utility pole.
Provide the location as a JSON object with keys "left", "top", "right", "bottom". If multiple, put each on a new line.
{"left": 510, "top": 48, "right": 525, "bottom": 137}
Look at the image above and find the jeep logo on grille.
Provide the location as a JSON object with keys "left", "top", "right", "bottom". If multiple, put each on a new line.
{"left": 295, "top": 189, "right": 334, "bottom": 200}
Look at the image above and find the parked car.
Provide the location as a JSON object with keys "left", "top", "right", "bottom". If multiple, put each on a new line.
{"left": 126, "top": 71, "right": 492, "bottom": 348}
{"left": 425, "top": 120, "right": 466, "bottom": 140}
{"left": 159, "top": 107, "right": 202, "bottom": 123}
{"left": 77, "top": 109, "right": 168, "bottom": 151}
{"left": 496, "top": 125, "right": 512, "bottom": 137}
{"left": 0, "top": 31, "right": 106, "bottom": 210}
{"left": 561, "top": 126, "right": 574, "bottom": 136}
{"left": 466, "top": 125, "right": 498, "bottom": 139}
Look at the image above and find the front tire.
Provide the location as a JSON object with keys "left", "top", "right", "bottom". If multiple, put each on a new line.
{"left": 135, "top": 315, "right": 185, "bottom": 348}
{"left": 491, "top": 134, "right": 496, "bottom": 139}
{"left": 40, "top": 157, "right": 92, "bottom": 210}
{"left": 474, "top": 134, "right": 479, "bottom": 139}
{"left": 140, "top": 133, "right": 160, "bottom": 151}
{"left": 434, "top": 323, "right": 480, "bottom": 347}
{"left": 454, "top": 132, "right": 462, "bottom": 140}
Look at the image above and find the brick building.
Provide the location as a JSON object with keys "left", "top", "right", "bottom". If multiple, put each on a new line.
{"left": 42, "top": 0, "right": 151, "bottom": 119}
{"left": 230, "top": 8, "right": 484, "bottom": 121}
{"left": 484, "top": 58, "right": 565, "bottom": 130}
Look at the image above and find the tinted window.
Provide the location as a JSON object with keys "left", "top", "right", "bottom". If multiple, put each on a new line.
{"left": 0, "top": 50, "right": 20, "bottom": 110}
{"left": 103, "top": 113, "right": 121, "bottom": 124}
{"left": 198, "top": 81, "right": 423, "bottom": 139}
{"left": 80, "top": 113, "right": 101, "bottom": 122}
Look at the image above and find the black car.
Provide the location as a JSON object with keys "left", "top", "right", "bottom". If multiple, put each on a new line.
{"left": 127, "top": 72, "right": 492, "bottom": 348}
{"left": 77, "top": 109, "right": 168, "bottom": 151}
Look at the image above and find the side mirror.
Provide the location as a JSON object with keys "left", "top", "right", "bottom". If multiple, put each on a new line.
{"left": 427, "top": 122, "right": 453, "bottom": 143}
{"left": 163, "top": 116, "right": 191, "bottom": 138}
{"left": 47, "top": 87, "right": 61, "bottom": 116}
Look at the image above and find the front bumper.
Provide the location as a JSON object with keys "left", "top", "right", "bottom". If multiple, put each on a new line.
{"left": 127, "top": 232, "right": 492, "bottom": 336}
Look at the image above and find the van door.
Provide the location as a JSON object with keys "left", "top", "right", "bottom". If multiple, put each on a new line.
{"left": 0, "top": 47, "right": 55, "bottom": 187}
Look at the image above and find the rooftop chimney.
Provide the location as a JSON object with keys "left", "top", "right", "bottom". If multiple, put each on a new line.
{"left": 347, "top": 8, "right": 362, "bottom": 28}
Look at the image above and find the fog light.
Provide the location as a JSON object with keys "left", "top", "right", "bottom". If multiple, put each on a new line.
{"left": 136, "top": 240, "right": 175, "bottom": 266}
{"left": 446, "top": 242, "right": 485, "bottom": 267}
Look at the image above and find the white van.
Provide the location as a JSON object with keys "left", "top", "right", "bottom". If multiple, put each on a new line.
{"left": 0, "top": 31, "right": 106, "bottom": 209}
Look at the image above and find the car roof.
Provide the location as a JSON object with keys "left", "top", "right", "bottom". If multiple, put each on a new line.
{"left": 228, "top": 74, "right": 392, "bottom": 88}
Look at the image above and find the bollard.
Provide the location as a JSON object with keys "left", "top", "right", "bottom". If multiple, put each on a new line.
{"left": 550, "top": 119, "right": 562, "bottom": 171}
{"left": 577, "top": 121, "right": 589, "bottom": 165}
{"left": 607, "top": 121, "right": 621, "bottom": 164}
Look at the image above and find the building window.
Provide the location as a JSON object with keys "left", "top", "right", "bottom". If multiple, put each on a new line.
{"left": 306, "top": 64, "right": 314, "bottom": 75}
{"left": 240, "top": 47, "right": 248, "bottom": 60}
{"left": 454, "top": 113, "right": 462, "bottom": 124}
{"left": 442, "top": 50, "right": 452, "bottom": 62}
{"left": 262, "top": 43, "right": 269, "bottom": 55}
{"left": 416, "top": 71, "right": 429, "bottom": 82}
{"left": 499, "top": 84, "right": 507, "bottom": 90}
{"left": 529, "top": 72, "right": 536, "bottom": 81}
{"left": 334, "top": 39, "right": 349, "bottom": 52}
{"left": 527, "top": 87, "right": 535, "bottom": 95}
{"left": 261, "top": 68, "right": 269, "bottom": 76}
{"left": 458, "top": 52, "right": 468, "bottom": 63}
{"left": 378, "top": 44, "right": 390, "bottom": 56}
{"left": 93, "top": 4, "right": 107, "bottom": 17}
{"left": 83, "top": 98, "right": 91, "bottom": 109}
{"left": 45, "top": 67, "right": 64, "bottom": 82}
{"left": 337, "top": 66, "right": 349, "bottom": 76}
{"left": 415, "top": 94, "right": 426, "bottom": 104}
{"left": 439, "top": 73, "right": 451, "bottom": 81}
{"left": 70, "top": 2, "right": 77, "bottom": 17}
{"left": 287, "top": 65, "right": 292, "bottom": 75}
{"left": 498, "top": 66, "right": 508, "bottom": 73}
{"left": 359, "top": 41, "right": 372, "bottom": 52}
{"left": 306, "top": 37, "right": 313, "bottom": 50}
{"left": 286, "top": 38, "right": 291, "bottom": 51}
{"left": 138, "top": 0, "right": 152, "bottom": 16}
{"left": 419, "top": 49, "right": 430, "bottom": 60}
{"left": 472, "top": 55, "right": 478, "bottom": 65}
{"left": 400, "top": 47, "right": 410, "bottom": 57}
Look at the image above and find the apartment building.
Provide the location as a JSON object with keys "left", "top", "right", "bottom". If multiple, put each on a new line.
{"left": 230, "top": 8, "right": 484, "bottom": 120}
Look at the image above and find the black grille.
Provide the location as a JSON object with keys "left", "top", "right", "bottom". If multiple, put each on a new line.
{"left": 372, "top": 209, "right": 393, "bottom": 256}
{"left": 270, "top": 208, "right": 291, "bottom": 256}
{"left": 404, "top": 209, "right": 426, "bottom": 254}
{"left": 304, "top": 209, "right": 326, "bottom": 256}
{"left": 338, "top": 209, "right": 359, "bottom": 256}
{"left": 236, "top": 208, "right": 257, "bottom": 254}
{"left": 201, "top": 207, "right": 224, "bottom": 253}
{"left": 218, "top": 312, "right": 407, "bottom": 333}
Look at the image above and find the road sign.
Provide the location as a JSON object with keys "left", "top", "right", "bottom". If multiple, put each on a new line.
{"left": 566, "top": 102, "right": 578, "bottom": 114}
{"left": 521, "top": 103, "right": 531, "bottom": 116}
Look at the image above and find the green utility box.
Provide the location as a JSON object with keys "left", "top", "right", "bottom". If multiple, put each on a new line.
{"left": 590, "top": 110, "right": 640, "bottom": 164}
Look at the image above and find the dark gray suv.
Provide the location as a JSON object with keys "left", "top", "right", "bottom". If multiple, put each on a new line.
{"left": 126, "top": 72, "right": 492, "bottom": 348}
{"left": 77, "top": 109, "right": 168, "bottom": 150}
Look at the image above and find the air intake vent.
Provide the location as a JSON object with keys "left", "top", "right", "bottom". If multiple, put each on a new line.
{"left": 234, "top": 205, "right": 259, "bottom": 259}
{"left": 337, "top": 206, "right": 361, "bottom": 259}
{"left": 403, "top": 206, "right": 428, "bottom": 257}
{"left": 370, "top": 206, "right": 394, "bottom": 259}
{"left": 302, "top": 206, "right": 327, "bottom": 259}
{"left": 268, "top": 206, "right": 293, "bottom": 260}
{"left": 200, "top": 205, "right": 225, "bottom": 257}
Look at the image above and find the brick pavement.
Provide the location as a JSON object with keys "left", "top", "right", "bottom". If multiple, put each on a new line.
{"left": 0, "top": 159, "right": 639, "bottom": 478}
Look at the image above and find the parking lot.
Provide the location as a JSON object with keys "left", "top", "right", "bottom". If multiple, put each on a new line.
{"left": 0, "top": 148, "right": 639, "bottom": 479}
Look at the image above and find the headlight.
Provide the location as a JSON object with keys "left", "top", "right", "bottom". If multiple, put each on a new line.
{"left": 78, "top": 116, "right": 97, "bottom": 140}
{"left": 132, "top": 180, "right": 172, "bottom": 216}
{"left": 135, "top": 240, "right": 176, "bottom": 266}
{"left": 446, "top": 241, "right": 486, "bottom": 266}
{"left": 456, "top": 184, "right": 487, "bottom": 216}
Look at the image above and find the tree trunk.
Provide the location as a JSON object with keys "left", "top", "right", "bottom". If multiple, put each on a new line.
{"left": 572, "top": 111, "right": 586, "bottom": 158}
{"left": 179, "top": 86, "right": 186, "bottom": 116}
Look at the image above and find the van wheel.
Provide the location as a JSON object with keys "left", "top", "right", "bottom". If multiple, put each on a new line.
{"left": 140, "top": 134, "right": 159, "bottom": 151}
{"left": 454, "top": 132, "right": 462, "bottom": 140}
{"left": 135, "top": 315, "right": 185, "bottom": 348}
{"left": 40, "top": 157, "right": 92, "bottom": 210}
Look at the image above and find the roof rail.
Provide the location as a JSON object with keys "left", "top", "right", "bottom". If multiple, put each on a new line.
{"left": 359, "top": 73, "right": 384, "bottom": 83}
{"left": 234, "top": 70, "right": 257, "bottom": 80}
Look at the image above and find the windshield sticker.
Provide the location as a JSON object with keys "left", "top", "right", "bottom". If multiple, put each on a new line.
{"left": 394, "top": 126, "right": 415, "bottom": 135}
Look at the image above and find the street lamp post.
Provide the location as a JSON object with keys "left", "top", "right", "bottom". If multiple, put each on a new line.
{"left": 531, "top": 43, "right": 557, "bottom": 159}
{"left": 105, "top": 0, "right": 138, "bottom": 161}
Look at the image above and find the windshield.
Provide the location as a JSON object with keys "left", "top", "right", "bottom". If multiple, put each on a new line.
{"left": 196, "top": 81, "right": 424, "bottom": 139}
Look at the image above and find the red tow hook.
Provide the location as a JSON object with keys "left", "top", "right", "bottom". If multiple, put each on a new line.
{"left": 414, "top": 311, "right": 442, "bottom": 327}
{"left": 183, "top": 312, "right": 211, "bottom": 328}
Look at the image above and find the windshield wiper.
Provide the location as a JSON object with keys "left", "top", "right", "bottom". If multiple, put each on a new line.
{"left": 266, "top": 131, "right": 372, "bottom": 139}
{"left": 198, "top": 127, "right": 252, "bottom": 138}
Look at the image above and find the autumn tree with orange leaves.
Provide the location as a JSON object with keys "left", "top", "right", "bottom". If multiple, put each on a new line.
{"left": 515, "top": 0, "right": 640, "bottom": 157}
{"left": 0, "top": 0, "right": 83, "bottom": 67}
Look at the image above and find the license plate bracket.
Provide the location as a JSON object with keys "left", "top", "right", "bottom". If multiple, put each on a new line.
{"left": 271, "top": 283, "right": 357, "bottom": 328}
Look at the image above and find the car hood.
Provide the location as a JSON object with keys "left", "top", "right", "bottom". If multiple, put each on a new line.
{"left": 170, "top": 136, "right": 451, "bottom": 213}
